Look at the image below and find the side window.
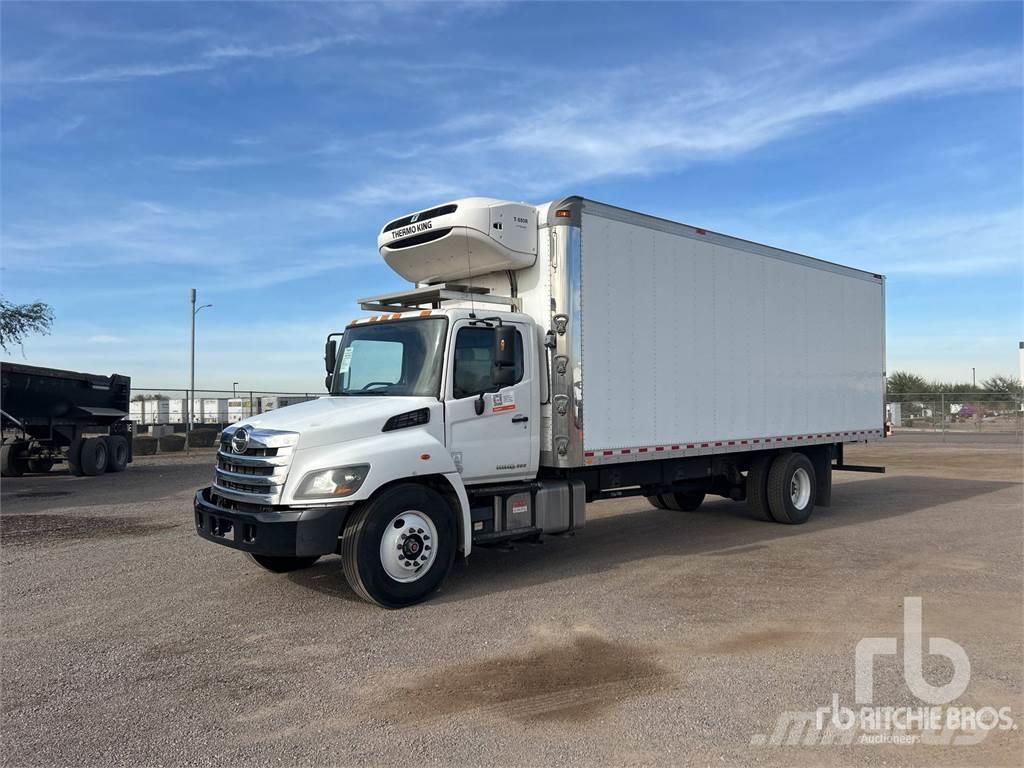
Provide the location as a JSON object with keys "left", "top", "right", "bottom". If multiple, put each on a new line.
{"left": 453, "top": 326, "right": 523, "bottom": 399}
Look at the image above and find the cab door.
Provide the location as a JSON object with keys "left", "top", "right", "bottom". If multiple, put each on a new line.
{"left": 444, "top": 319, "right": 535, "bottom": 484}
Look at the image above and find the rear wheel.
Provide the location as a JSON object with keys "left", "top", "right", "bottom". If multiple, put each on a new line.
{"left": 27, "top": 458, "right": 54, "bottom": 474}
{"left": 1, "top": 442, "right": 28, "bottom": 477}
{"left": 767, "top": 452, "right": 816, "bottom": 525}
{"left": 79, "top": 437, "right": 109, "bottom": 476}
{"left": 648, "top": 491, "right": 706, "bottom": 511}
{"left": 247, "top": 553, "right": 321, "bottom": 573}
{"left": 106, "top": 436, "right": 129, "bottom": 472}
{"left": 669, "top": 490, "right": 705, "bottom": 511}
{"left": 342, "top": 484, "right": 456, "bottom": 608}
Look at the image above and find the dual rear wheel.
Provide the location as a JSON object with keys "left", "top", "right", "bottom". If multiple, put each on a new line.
{"left": 749, "top": 451, "right": 816, "bottom": 524}
{"left": 648, "top": 451, "right": 818, "bottom": 525}
{"left": 67, "top": 436, "right": 129, "bottom": 476}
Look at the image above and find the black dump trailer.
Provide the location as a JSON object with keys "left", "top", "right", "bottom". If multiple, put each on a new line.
{"left": 0, "top": 363, "right": 133, "bottom": 477}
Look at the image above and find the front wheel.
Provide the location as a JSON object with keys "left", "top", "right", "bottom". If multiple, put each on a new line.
{"left": 247, "top": 553, "right": 321, "bottom": 573}
{"left": 341, "top": 484, "right": 456, "bottom": 608}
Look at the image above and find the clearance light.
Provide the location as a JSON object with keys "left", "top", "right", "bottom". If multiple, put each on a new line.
{"left": 555, "top": 209, "right": 571, "bottom": 218}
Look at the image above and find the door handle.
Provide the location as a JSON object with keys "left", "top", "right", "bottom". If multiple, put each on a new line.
{"left": 512, "top": 415, "right": 529, "bottom": 423}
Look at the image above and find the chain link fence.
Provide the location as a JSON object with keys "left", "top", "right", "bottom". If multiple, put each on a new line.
{"left": 886, "top": 392, "right": 1023, "bottom": 437}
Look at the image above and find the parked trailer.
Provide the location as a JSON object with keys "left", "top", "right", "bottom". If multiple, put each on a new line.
{"left": 195, "top": 196, "right": 886, "bottom": 607}
{"left": 201, "top": 398, "right": 229, "bottom": 424}
{"left": 168, "top": 398, "right": 208, "bottom": 424}
{"left": 1, "top": 363, "right": 133, "bottom": 476}
{"left": 129, "top": 398, "right": 170, "bottom": 425}
{"left": 259, "top": 395, "right": 314, "bottom": 412}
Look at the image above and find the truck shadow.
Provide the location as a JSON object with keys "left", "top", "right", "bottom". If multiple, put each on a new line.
{"left": 289, "top": 474, "right": 1017, "bottom": 605}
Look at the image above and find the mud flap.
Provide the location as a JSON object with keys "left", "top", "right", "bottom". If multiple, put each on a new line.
{"left": 807, "top": 445, "right": 832, "bottom": 507}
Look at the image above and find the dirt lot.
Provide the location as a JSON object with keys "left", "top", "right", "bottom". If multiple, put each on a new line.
{"left": 2, "top": 435, "right": 1021, "bottom": 767}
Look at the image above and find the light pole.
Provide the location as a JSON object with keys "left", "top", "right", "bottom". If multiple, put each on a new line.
{"left": 187, "top": 288, "right": 213, "bottom": 453}
{"left": 972, "top": 367, "right": 976, "bottom": 388}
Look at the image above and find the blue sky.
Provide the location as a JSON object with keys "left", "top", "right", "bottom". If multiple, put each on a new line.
{"left": 2, "top": 1, "right": 1022, "bottom": 391}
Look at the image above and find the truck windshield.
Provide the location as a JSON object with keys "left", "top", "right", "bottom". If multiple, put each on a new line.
{"left": 331, "top": 318, "right": 447, "bottom": 397}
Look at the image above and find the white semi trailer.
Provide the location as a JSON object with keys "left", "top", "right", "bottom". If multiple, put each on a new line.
{"left": 195, "top": 196, "right": 886, "bottom": 607}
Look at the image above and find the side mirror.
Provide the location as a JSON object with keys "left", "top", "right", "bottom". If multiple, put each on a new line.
{"left": 493, "top": 325, "right": 516, "bottom": 388}
{"left": 324, "top": 339, "right": 337, "bottom": 374}
{"left": 495, "top": 325, "right": 515, "bottom": 367}
{"left": 325, "top": 373, "right": 333, "bottom": 392}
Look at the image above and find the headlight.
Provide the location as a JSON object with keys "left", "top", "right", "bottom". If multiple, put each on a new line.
{"left": 295, "top": 464, "right": 370, "bottom": 500}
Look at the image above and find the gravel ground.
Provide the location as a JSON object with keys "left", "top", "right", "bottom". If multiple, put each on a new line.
{"left": 1, "top": 435, "right": 1021, "bottom": 766}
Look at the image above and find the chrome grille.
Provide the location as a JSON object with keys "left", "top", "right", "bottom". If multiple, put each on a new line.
{"left": 213, "top": 426, "right": 298, "bottom": 504}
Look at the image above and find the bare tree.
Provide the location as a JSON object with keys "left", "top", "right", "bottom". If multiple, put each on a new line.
{"left": 0, "top": 296, "right": 54, "bottom": 353}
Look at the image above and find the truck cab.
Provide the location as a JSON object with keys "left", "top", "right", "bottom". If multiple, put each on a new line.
{"left": 196, "top": 197, "right": 589, "bottom": 607}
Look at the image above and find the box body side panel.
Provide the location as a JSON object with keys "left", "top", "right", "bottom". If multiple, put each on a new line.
{"left": 578, "top": 210, "right": 884, "bottom": 453}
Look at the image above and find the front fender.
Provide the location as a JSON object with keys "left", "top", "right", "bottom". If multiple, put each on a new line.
{"left": 282, "top": 428, "right": 472, "bottom": 555}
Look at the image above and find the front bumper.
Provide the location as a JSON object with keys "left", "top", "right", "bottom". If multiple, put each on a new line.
{"left": 194, "top": 487, "right": 350, "bottom": 557}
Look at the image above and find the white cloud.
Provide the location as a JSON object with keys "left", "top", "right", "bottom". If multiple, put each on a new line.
{"left": 694, "top": 205, "right": 1024, "bottom": 277}
{"left": 203, "top": 34, "right": 358, "bottom": 61}
{"left": 3, "top": 33, "right": 359, "bottom": 85}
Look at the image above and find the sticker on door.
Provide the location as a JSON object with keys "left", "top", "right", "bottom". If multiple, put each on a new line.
{"left": 491, "top": 391, "right": 516, "bottom": 413}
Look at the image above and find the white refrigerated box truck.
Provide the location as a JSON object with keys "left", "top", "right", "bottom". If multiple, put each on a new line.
{"left": 195, "top": 196, "right": 886, "bottom": 607}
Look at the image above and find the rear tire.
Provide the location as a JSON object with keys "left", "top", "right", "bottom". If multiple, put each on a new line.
{"left": 342, "top": 484, "right": 456, "bottom": 608}
{"left": 746, "top": 453, "right": 774, "bottom": 521}
{"left": 79, "top": 437, "right": 109, "bottom": 476}
{"left": 1, "top": 442, "right": 28, "bottom": 477}
{"left": 669, "top": 491, "right": 705, "bottom": 511}
{"left": 247, "top": 553, "right": 320, "bottom": 573}
{"left": 106, "top": 436, "right": 129, "bottom": 472}
{"left": 767, "top": 452, "right": 816, "bottom": 525}
{"left": 646, "top": 495, "right": 669, "bottom": 510}
{"left": 27, "top": 458, "right": 54, "bottom": 474}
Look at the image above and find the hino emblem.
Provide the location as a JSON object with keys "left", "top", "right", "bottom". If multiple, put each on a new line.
{"left": 231, "top": 428, "right": 250, "bottom": 454}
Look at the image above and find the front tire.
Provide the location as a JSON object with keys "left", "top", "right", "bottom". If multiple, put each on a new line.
{"left": 247, "top": 553, "right": 321, "bottom": 573}
{"left": 766, "top": 452, "right": 816, "bottom": 524}
{"left": 341, "top": 484, "right": 456, "bottom": 608}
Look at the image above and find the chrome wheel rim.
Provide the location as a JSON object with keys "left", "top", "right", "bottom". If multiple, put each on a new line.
{"left": 379, "top": 511, "right": 437, "bottom": 583}
{"left": 790, "top": 467, "right": 811, "bottom": 510}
